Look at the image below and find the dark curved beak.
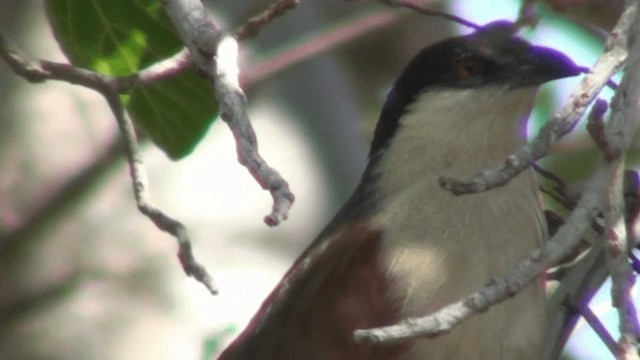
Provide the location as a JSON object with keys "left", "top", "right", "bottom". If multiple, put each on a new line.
{"left": 521, "top": 45, "right": 581, "bottom": 86}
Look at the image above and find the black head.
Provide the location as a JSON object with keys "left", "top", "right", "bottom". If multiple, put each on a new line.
{"left": 368, "top": 21, "right": 580, "bottom": 158}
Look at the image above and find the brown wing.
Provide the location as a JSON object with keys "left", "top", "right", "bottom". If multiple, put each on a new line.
{"left": 217, "top": 221, "right": 411, "bottom": 360}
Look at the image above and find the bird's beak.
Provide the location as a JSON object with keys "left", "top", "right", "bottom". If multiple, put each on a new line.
{"left": 518, "top": 45, "right": 581, "bottom": 86}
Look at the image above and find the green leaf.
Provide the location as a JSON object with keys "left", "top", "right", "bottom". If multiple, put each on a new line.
{"left": 46, "top": 0, "right": 218, "bottom": 159}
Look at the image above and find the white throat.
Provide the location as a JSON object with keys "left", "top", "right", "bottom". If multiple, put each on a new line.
{"left": 371, "top": 86, "right": 547, "bottom": 358}
{"left": 375, "top": 86, "right": 538, "bottom": 194}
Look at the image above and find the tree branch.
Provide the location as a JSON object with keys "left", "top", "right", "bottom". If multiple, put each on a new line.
{"left": 114, "top": 48, "right": 191, "bottom": 91}
{"left": 160, "top": 0, "right": 295, "bottom": 226}
{"left": 0, "top": 31, "right": 217, "bottom": 295}
{"left": 235, "top": 0, "right": 300, "bottom": 41}
{"left": 241, "top": 9, "right": 401, "bottom": 86}
{"left": 564, "top": 297, "right": 620, "bottom": 356}
{"left": 355, "top": 162, "right": 608, "bottom": 343}
{"left": 375, "top": 0, "right": 480, "bottom": 29}
{"left": 0, "top": 0, "right": 398, "bottom": 295}
{"left": 543, "top": 245, "right": 609, "bottom": 359}
{"left": 104, "top": 92, "right": 218, "bottom": 295}
{"left": 598, "top": 2, "right": 640, "bottom": 354}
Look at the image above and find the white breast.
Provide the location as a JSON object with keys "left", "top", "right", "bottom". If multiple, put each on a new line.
{"left": 373, "top": 86, "right": 547, "bottom": 359}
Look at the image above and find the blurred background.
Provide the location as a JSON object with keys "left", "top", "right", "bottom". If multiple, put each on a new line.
{"left": 0, "top": 0, "right": 632, "bottom": 359}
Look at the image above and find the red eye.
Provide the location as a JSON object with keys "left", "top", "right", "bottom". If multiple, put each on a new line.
{"left": 456, "top": 56, "right": 484, "bottom": 79}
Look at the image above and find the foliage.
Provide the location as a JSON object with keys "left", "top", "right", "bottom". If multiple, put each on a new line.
{"left": 46, "top": 0, "right": 219, "bottom": 159}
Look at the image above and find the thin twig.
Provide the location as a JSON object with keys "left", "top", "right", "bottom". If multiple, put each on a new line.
{"left": 161, "top": 0, "right": 295, "bottom": 226}
{"left": 103, "top": 92, "right": 218, "bottom": 295}
{"left": 533, "top": 163, "right": 576, "bottom": 210}
{"left": 0, "top": 30, "right": 218, "bottom": 295}
{"left": 599, "top": 151, "right": 639, "bottom": 360}
{"left": 563, "top": 297, "right": 621, "bottom": 356}
{"left": 0, "top": 6, "right": 407, "bottom": 264}
{"left": 235, "top": 0, "right": 301, "bottom": 41}
{"left": 540, "top": 186, "right": 575, "bottom": 212}
{"left": 376, "top": 0, "right": 479, "bottom": 29}
{"left": 242, "top": 9, "right": 401, "bottom": 86}
{"left": 1, "top": 1, "right": 394, "bottom": 294}
{"left": 599, "top": 1, "right": 640, "bottom": 354}
{"left": 215, "top": 36, "right": 296, "bottom": 225}
{"left": 114, "top": 48, "right": 191, "bottom": 91}
{"left": 0, "top": 7, "right": 394, "bottom": 255}
{"left": 0, "top": 30, "right": 191, "bottom": 93}
{"left": 354, "top": 162, "right": 609, "bottom": 343}
{"left": 544, "top": 245, "right": 608, "bottom": 359}
{"left": 544, "top": 0, "right": 625, "bottom": 32}
{"left": 438, "top": 5, "right": 636, "bottom": 195}
{"left": 533, "top": 163, "right": 568, "bottom": 189}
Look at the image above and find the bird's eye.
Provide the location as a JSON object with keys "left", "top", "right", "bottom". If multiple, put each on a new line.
{"left": 456, "top": 56, "right": 485, "bottom": 79}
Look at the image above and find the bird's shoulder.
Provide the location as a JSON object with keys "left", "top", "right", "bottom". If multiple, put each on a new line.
{"left": 218, "top": 220, "right": 410, "bottom": 360}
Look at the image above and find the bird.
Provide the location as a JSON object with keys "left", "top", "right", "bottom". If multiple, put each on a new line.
{"left": 218, "top": 20, "right": 580, "bottom": 360}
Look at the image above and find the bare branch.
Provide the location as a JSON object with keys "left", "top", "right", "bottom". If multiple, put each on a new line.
{"left": 563, "top": 298, "right": 620, "bottom": 356}
{"left": 161, "top": 0, "right": 295, "bottom": 226}
{"left": 376, "top": 0, "right": 480, "bottom": 29}
{"left": 603, "top": 168, "right": 640, "bottom": 359}
{"left": 0, "top": 31, "right": 218, "bottom": 295}
{"left": 234, "top": 0, "right": 300, "bottom": 41}
{"left": 533, "top": 163, "right": 577, "bottom": 210}
{"left": 103, "top": 93, "right": 218, "bottom": 295}
{"left": 543, "top": 0, "right": 625, "bottom": 31}
{"left": 599, "top": 1, "right": 640, "bottom": 353}
{"left": 438, "top": 4, "right": 636, "bottom": 195}
{"left": 215, "top": 36, "right": 296, "bottom": 225}
{"left": 354, "top": 163, "right": 608, "bottom": 343}
{"left": 0, "top": 31, "right": 191, "bottom": 93}
{"left": 543, "top": 244, "right": 608, "bottom": 359}
{"left": 114, "top": 48, "right": 191, "bottom": 91}
{"left": 242, "top": 9, "right": 401, "bottom": 86}
{"left": 600, "top": 153, "right": 639, "bottom": 359}
{"left": 0, "top": 32, "right": 111, "bottom": 87}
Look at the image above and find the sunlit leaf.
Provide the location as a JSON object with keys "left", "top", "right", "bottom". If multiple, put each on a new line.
{"left": 46, "top": 0, "right": 218, "bottom": 159}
